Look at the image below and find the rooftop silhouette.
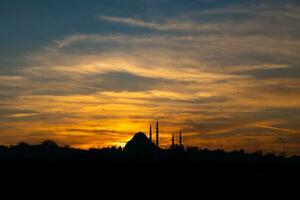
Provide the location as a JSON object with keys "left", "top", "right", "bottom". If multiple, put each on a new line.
{"left": 0, "top": 137, "right": 300, "bottom": 182}
{"left": 124, "top": 132, "right": 159, "bottom": 155}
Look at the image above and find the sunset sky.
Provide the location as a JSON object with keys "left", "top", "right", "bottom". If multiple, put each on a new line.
{"left": 1, "top": 0, "right": 300, "bottom": 155}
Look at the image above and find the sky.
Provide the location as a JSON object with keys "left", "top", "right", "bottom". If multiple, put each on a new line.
{"left": 0, "top": 0, "right": 300, "bottom": 155}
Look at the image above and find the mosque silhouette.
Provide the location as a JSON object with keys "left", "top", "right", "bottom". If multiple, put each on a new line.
{"left": 124, "top": 121, "right": 183, "bottom": 154}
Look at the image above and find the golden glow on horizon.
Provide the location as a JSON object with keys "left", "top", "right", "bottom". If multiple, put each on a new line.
{"left": 2, "top": 81, "right": 300, "bottom": 153}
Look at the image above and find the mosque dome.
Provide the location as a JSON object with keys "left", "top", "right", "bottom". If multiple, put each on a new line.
{"left": 124, "top": 132, "right": 158, "bottom": 155}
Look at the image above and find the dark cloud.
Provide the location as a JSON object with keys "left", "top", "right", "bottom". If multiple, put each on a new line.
{"left": 95, "top": 71, "right": 181, "bottom": 92}
{"left": 247, "top": 67, "right": 300, "bottom": 79}
{"left": 66, "top": 128, "right": 122, "bottom": 136}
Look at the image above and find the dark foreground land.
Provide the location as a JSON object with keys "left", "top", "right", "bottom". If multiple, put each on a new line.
{"left": 1, "top": 141, "right": 300, "bottom": 185}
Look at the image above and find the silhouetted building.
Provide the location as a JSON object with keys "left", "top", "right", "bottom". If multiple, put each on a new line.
{"left": 172, "top": 132, "right": 175, "bottom": 149}
{"left": 124, "top": 132, "right": 158, "bottom": 155}
{"left": 179, "top": 131, "right": 183, "bottom": 149}
{"left": 169, "top": 131, "right": 184, "bottom": 151}
{"left": 149, "top": 123, "right": 152, "bottom": 142}
{"left": 156, "top": 121, "right": 159, "bottom": 147}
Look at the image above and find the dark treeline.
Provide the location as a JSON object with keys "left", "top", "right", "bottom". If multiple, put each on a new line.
{"left": 1, "top": 140, "right": 298, "bottom": 162}
{"left": 1, "top": 139, "right": 300, "bottom": 181}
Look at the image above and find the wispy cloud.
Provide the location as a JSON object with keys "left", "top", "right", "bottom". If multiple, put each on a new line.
{"left": 53, "top": 34, "right": 130, "bottom": 48}
{"left": 3, "top": 113, "right": 38, "bottom": 118}
{"left": 99, "top": 16, "right": 165, "bottom": 30}
{"left": 98, "top": 15, "right": 220, "bottom": 32}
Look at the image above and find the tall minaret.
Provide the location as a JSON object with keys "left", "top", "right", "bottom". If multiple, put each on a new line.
{"left": 179, "top": 130, "right": 182, "bottom": 148}
{"left": 156, "top": 120, "right": 159, "bottom": 147}
{"left": 149, "top": 123, "right": 152, "bottom": 142}
{"left": 172, "top": 132, "right": 175, "bottom": 149}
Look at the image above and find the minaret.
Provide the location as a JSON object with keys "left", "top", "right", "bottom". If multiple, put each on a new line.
{"left": 156, "top": 120, "right": 159, "bottom": 147}
{"left": 149, "top": 123, "right": 152, "bottom": 142}
{"left": 172, "top": 132, "right": 175, "bottom": 149}
{"left": 179, "top": 130, "right": 182, "bottom": 148}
